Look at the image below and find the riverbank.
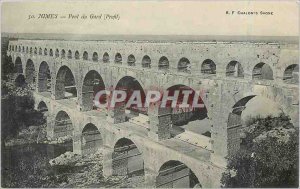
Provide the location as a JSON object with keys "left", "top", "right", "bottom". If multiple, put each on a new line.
{"left": 2, "top": 123, "right": 145, "bottom": 188}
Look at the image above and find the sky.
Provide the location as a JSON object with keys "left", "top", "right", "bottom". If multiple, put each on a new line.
{"left": 1, "top": 1, "right": 299, "bottom": 37}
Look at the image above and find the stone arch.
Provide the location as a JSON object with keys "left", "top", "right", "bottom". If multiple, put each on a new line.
{"left": 25, "top": 59, "right": 36, "bottom": 85}
{"left": 75, "top": 51, "right": 80, "bottom": 59}
{"left": 18, "top": 46, "right": 21, "bottom": 52}
{"left": 44, "top": 48, "right": 47, "bottom": 56}
{"left": 83, "top": 51, "right": 88, "bottom": 60}
{"left": 67, "top": 50, "right": 72, "bottom": 59}
{"left": 201, "top": 59, "right": 216, "bottom": 74}
{"left": 30, "top": 47, "right": 33, "bottom": 54}
{"left": 178, "top": 57, "right": 191, "bottom": 73}
{"left": 103, "top": 52, "right": 110, "bottom": 63}
{"left": 156, "top": 160, "right": 201, "bottom": 188}
{"left": 252, "top": 62, "right": 273, "bottom": 80}
{"left": 114, "top": 53, "right": 122, "bottom": 64}
{"left": 34, "top": 47, "right": 37, "bottom": 54}
{"left": 114, "top": 75, "right": 147, "bottom": 118}
{"left": 49, "top": 49, "right": 53, "bottom": 56}
{"left": 15, "top": 74, "right": 26, "bottom": 87}
{"left": 161, "top": 80, "right": 212, "bottom": 117}
{"left": 26, "top": 47, "right": 29, "bottom": 53}
{"left": 37, "top": 101, "right": 48, "bottom": 112}
{"left": 61, "top": 49, "right": 66, "bottom": 59}
{"left": 54, "top": 110, "right": 74, "bottom": 141}
{"left": 15, "top": 45, "right": 17, "bottom": 51}
{"left": 283, "top": 64, "right": 298, "bottom": 84}
{"left": 92, "top": 52, "right": 98, "bottom": 62}
{"left": 38, "top": 61, "right": 51, "bottom": 92}
{"left": 81, "top": 70, "right": 106, "bottom": 111}
{"left": 39, "top": 47, "right": 42, "bottom": 55}
{"left": 226, "top": 94, "right": 289, "bottom": 155}
{"left": 162, "top": 84, "right": 210, "bottom": 142}
{"left": 22, "top": 46, "right": 25, "bottom": 52}
{"left": 127, "top": 54, "right": 136, "bottom": 66}
{"left": 14, "top": 57, "right": 23, "bottom": 74}
{"left": 158, "top": 56, "right": 169, "bottom": 70}
{"left": 81, "top": 123, "right": 103, "bottom": 155}
{"left": 55, "top": 65, "right": 77, "bottom": 99}
{"left": 55, "top": 49, "right": 59, "bottom": 58}
{"left": 112, "top": 137, "right": 144, "bottom": 177}
{"left": 226, "top": 61, "right": 244, "bottom": 78}
{"left": 142, "top": 55, "right": 151, "bottom": 68}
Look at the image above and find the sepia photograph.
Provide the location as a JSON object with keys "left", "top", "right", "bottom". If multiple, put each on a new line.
{"left": 1, "top": 0, "right": 299, "bottom": 188}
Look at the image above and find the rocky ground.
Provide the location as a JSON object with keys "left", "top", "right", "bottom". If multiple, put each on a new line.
{"left": 48, "top": 149, "right": 145, "bottom": 188}
{"left": 4, "top": 123, "right": 145, "bottom": 188}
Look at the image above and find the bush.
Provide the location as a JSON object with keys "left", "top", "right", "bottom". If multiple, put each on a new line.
{"left": 1, "top": 92, "right": 45, "bottom": 139}
{"left": 221, "top": 114, "right": 299, "bottom": 188}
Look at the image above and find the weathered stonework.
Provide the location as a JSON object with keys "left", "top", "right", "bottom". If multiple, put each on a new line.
{"left": 7, "top": 39, "right": 299, "bottom": 188}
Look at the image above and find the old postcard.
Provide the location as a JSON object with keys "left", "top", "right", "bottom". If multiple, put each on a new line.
{"left": 1, "top": 0, "right": 299, "bottom": 188}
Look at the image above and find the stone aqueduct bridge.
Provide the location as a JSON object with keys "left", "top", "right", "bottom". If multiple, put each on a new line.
{"left": 7, "top": 39, "right": 299, "bottom": 188}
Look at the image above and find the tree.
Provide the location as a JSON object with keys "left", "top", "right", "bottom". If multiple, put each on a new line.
{"left": 1, "top": 54, "right": 14, "bottom": 80}
{"left": 221, "top": 114, "right": 299, "bottom": 188}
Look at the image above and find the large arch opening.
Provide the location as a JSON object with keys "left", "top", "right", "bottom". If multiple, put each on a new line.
{"left": 252, "top": 62, "right": 273, "bottom": 80}
{"left": 127, "top": 54, "right": 136, "bottom": 66}
{"left": 142, "top": 55, "right": 151, "bottom": 68}
{"left": 38, "top": 61, "right": 51, "bottom": 92}
{"left": 55, "top": 66, "right": 77, "bottom": 99}
{"left": 81, "top": 123, "right": 102, "bottom": 155}
{"left": 166, "top": 85, "right": 210, "bottom": 145}
{"left": 37, "top": 101, "right": 49, "bottom": 122}
{"left": 54, "top": 111, "right": 74, "bottom": 146}
{"left": 283, "top": 64, "right": 299, "bottom": 84}
{"left": 201, "top": 59, "right": 216, "bottom": 75}
{"left": 226, "top": 61, "right": 244, "bottom": 78}
{"left": 15, "top": 74, "right": 26, "bottom": 87}
{"left": 82, "top": 70, "right": 105, "bottom": 111}
{"left": 115, "top": 53, "right": 122, "bottom": 64}
{"left": 156, "top": 160, "right": 201, "bottom": 188}
{"left": 37, "top": 101, "right": 48, "bottom": 113}
{"left": 227, "top": 95, "right": 283, "bottom": 155}
{"left": 14, "top": 57, "right": 23, "bottom": 74}
{"left": 112, "top": 138, "right": 144, "bottom": 178}
{"left": 158, "top": 56, "right": 169, "bottom": 70}
{"left": 115, "top": 76, "right": 147, "bottom": 119}
{"left": 178, "top": 57, "right": 191, "bottom": 73}
{"left": 25, "top": 59, "right": 36, "bottom": 87}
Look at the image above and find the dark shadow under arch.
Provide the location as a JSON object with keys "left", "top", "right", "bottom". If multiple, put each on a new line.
{"left": 156, "top": 160, "right": 201, "bottom": 188}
